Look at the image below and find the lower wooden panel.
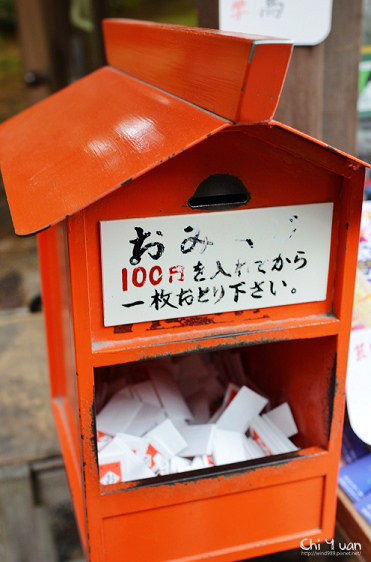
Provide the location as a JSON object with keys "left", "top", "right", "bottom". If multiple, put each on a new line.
{"left": 102, "top": 476, "right": 324, "bottom": 561}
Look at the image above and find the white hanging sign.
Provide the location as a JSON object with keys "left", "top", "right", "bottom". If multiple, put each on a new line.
{"left": 346, "top": 328, "right": 371, "bottom": 446}
{"left": 100, "top": 203, "right": 333, "bottom": 327}
{"left": 219, "top": 0, "right": 333, "bottom": 46}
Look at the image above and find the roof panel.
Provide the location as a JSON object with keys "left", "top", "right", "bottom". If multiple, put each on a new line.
{"left": 0, "top": 67, "right": 229, "bottom": 235}
{"left": 103, "top": 18, "right": 292, "bottom": 122}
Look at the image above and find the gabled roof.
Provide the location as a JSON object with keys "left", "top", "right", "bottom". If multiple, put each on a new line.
{"left": 0, "top": 19, "right": 294, "bottom": 236}
{"left": 0, "top": 20, "right": 296, "bottom": 237}
{"left": 0, "top": 66, "right": 230, "bottom": 236}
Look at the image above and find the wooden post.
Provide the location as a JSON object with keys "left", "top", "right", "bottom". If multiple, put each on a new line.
{"left": 275, "top": 45, "right": 325, "bottom": 140}
{"left": 15, "top": 0, "right": 107, "bottom": 98}
{"left": 322, "top": 0, "right": 363, "bottom": 154}
{"left": 41, "top": 0, "right": 73, "bottom": 90}
{"left": 276, "top": 0, "right": 363, "bottom": 154}
{"left": 90, "top": 0, "right": 108, "bottom": 68}
{"left": 14, "top": 0, "right": 52, "bottom": 105}
{"left": 197, "top": 0, "right": 219, "bottom": 29}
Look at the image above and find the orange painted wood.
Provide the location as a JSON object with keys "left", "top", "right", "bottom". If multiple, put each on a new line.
{"left": 82, "top": 124, "right": 353, "bottom": 353}
{"left": 64, "top": 121, "right": 363, "bottom": 560}
{"left": 238, "top": 42, "right": 294, "bottom": 123}
{"left": 38, "top": 224, "right": 88, "bottom": 552}
{"left": 103, "top": 18, "right": 292, "bottom": 122}
{"left": 102, "top": 478, "right": 324, "bottom": 561}
{"left": 0, "top": 66, "right": 228, "bottom": 236}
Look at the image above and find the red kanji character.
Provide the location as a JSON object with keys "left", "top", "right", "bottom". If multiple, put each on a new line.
{"left": 355, "top": 342, "right": 368, "bottom": 361}
{"left": 231, "top": 0, "right": 248, "bottom": 21}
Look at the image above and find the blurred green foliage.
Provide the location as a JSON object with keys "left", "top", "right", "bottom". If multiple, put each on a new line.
{"left": 0, "top": 0, "right": 15, "bottom": 32}
{"left": 0, "top": 39, "right": 27, "bottom": 122}
{"left": 0, "top": 0, "right": 197, "bottom": 34}
{"left": 108, "top": 0, "right": 197, "bottom": 25}
{"left": 109, "top": 0, "right": 145, "bottom": 13}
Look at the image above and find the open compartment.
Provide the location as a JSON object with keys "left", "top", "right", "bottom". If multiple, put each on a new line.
{"left": 94, "top": 335, "right": 336, "bottom": 489}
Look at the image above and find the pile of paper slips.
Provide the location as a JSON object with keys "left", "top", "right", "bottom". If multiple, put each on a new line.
{"left": 96, "top": 352, "right": 298, "bottom": 485}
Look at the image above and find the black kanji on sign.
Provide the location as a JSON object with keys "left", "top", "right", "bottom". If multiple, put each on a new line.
{"left": 181, "top": 226, "right": 213, "bottom": 255}
{"left": 294, "top": 251, "right": 308, "bottom": 270}
{"left": 210, "top": 260, "right": 232, "bottom": 280}
{"left": 129, "top": 227, "right": 165, "bottom": 265}
{"left": 229, "top": 281, "right": 246, "bottom": 303}
{"left": 193, "top": 260, "right": 206, "bottom": 282}
{"left": 150, "top": 289, "right": 177, "bottom": 310}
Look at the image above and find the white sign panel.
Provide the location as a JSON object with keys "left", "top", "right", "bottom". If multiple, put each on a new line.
{"left": 346, "top": 328, "right": 371, "bottom": 446}
{"left": 219, "top": 0, "right": 333, "bottom": 46}
{"left": 100, "top": 203, "right": 333, "bottom": 327}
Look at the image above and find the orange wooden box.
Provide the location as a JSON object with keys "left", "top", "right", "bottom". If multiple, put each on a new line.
{"left": 0, "top": 19, "right": 367, "bottom": 562}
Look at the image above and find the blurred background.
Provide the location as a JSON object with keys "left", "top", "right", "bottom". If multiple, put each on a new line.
{"left": 0, "top": 1, "right": 371, "bottom": 561}
{"left": 0, "top": 0, "right": 198, "bottom": 312}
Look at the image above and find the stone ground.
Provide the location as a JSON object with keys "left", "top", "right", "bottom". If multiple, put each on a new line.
{"left": 0, "top": 216, "right": 84, "bottom": 562}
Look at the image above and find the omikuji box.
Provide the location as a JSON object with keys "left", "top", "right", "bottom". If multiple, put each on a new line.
{"left": 0, "top": 18, "right": 368, "bottom": 562}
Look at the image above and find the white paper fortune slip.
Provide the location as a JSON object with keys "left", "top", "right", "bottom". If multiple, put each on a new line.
{"left": 100, "top": 204, "right": 333, "bottom": 327}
